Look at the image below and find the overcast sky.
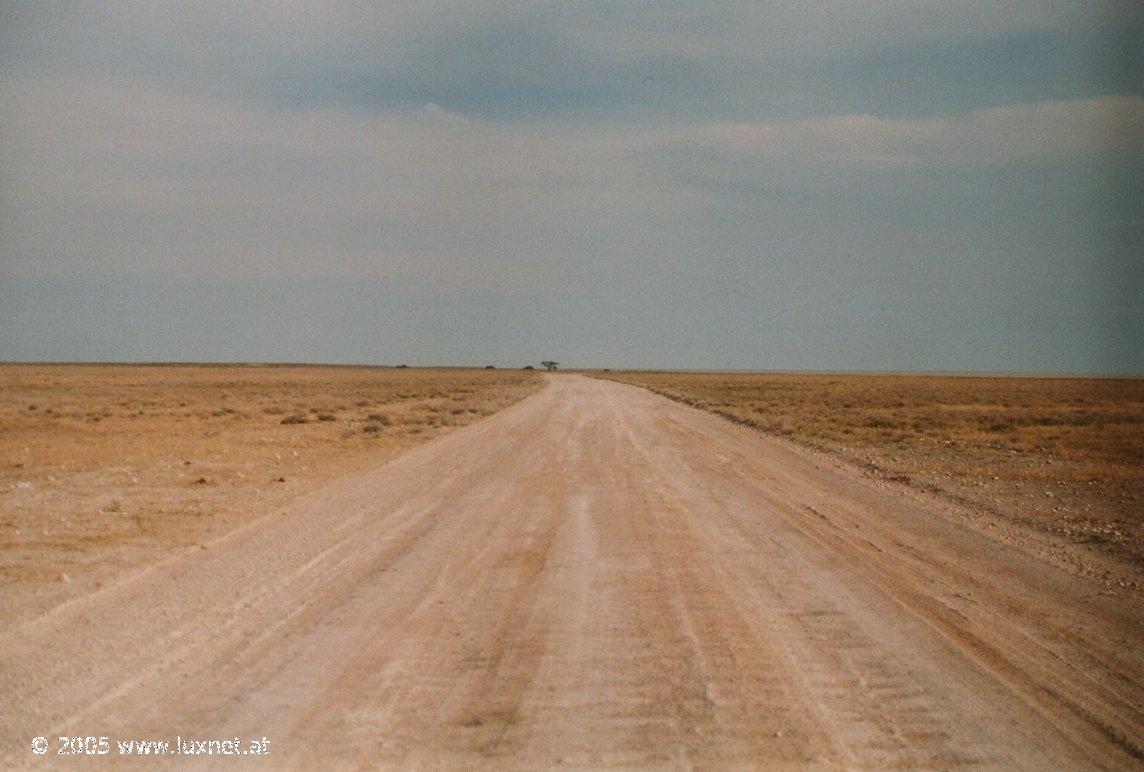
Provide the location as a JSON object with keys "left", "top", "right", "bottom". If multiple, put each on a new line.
{"left": 1, "top": 2, "right": 1141, "bottom": 371}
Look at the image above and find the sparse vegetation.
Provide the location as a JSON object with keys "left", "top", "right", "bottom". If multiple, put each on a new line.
{"left": 598, "top": 371, "right": 1144, "bottom": 563}
{"left": 0, "top": 364, "right": 542, "bottom": 614}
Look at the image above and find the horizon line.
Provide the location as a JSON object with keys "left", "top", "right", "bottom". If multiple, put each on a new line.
{"left": 1, "top": 360, "right": 1140, "bottom": 379}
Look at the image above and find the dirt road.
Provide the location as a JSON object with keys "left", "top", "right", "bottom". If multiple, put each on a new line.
{"left": 3, "top": 376, "right": 1141, "bottom": 767}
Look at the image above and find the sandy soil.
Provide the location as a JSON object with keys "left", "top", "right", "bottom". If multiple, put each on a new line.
{"left": 0, "top": 365, "right": 540, "bottom": 624}
{"left": 597, "top": 371, "right": 1144, "bottom": 574}
{"left": 2, "top": 375, "right": 1140, "bottom": 767}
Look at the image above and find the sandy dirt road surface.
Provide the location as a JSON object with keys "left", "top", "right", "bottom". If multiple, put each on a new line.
{"left": 3, "top": 375, "right": 1141, "bottom": 767}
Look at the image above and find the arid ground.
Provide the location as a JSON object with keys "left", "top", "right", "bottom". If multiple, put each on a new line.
{"left": 599, "top": 371, "right": 1144, "bottom": 580}
{"left": 0, "top": 365, "right": 540, "bottom": 623}
{"left": 1, "top": 369, "right": 1141, "bottom": 766}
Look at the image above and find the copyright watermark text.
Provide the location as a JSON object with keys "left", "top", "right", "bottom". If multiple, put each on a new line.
{"left": 31, "top": 734, "right": 270, "bottom": 757}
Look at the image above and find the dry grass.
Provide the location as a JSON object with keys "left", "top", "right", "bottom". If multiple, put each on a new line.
{"left": 599, "top": 371, "right": 1144, "bottom": 566}
{"left": 0, "top": 364, "right": 540, "bottom": 616}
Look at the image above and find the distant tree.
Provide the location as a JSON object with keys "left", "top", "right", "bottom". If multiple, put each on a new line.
{"left": 485, "top": 365, "right": 496, "bottom": 369}
{"left": 541, "top": 361, "right": 559, "bottom": 371}
{"left": 523, "top": 365, "right": 535, "bottom": 370}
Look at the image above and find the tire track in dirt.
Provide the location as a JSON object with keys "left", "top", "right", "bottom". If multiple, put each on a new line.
{"left": 2, "top": 375, "right": 1140, "bottom": 767}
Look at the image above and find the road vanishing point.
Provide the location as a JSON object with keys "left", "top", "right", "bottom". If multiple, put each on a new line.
{"left": 3, "top": 376, "right": 1141, "bottom": 767}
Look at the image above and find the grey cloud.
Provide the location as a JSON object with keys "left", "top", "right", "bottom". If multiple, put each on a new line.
{"left": 1, "top": 2, "right": 1141, "bottom": 371}
{"left": 3, "top": 1, "right": 1140, "bottom": 121}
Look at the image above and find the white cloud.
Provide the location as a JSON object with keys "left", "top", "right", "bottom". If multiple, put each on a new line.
{"left": 1, "top": 3, "right": 1139, "bottom": 370}
{"left": 4, "top": 68, "right": 1137, "bottom": 282}
{"left": 0, "top": 75, "right": 695, "bottom": 281}
{"left": 681, "top": 96, "right": 1144, "bottom": 168}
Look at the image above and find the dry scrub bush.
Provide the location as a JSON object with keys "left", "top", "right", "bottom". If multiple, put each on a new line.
{"left": 599, "top": 371, "right": 1143, "bottom": 562}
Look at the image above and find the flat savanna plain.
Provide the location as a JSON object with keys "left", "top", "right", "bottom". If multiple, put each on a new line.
{"left": 0, "top": 365, "right": 540, "bottom": 622}
{"left": 2, "top": 367, "right": 1143, "bottom": 765}
{"left": 4, "top": 366, "right": 1141, "bottom": 616}
{"left": 598, "top": 371, "right": 1144, "bottom": 584}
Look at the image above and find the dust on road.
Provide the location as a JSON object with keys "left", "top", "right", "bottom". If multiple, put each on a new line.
{"left": 2, "top": 376, "right": 1141, "bottom": 767}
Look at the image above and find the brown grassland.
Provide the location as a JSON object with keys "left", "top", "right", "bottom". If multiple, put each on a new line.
{"left": 5, "top": 365, "right": 1141, "bottom": 616}
{"left": 598, "top": 371, "right": 1144, "bottom": 574}
{"left": 0, "top": 364, "right": 540, "bottom": 620}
